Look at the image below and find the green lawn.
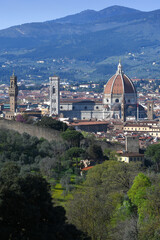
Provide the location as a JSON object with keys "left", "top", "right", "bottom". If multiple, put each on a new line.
{"left": 50, "top": 173, "right": 84, "bottom": 207}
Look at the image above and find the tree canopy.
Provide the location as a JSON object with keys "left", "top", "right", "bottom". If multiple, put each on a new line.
{"left": 67, "top": 161, "right": 142, "bottom": 240}
{"left": 87, "top": 144, "right": 103, "bottom": 161}
{"left": 145, "top": 144, "right": 160, "bottom": 171}
{"left": 37, "top": 116, "right": 68, "bottom": 131}
{"left": 0, "top": 162, "right": 89, "bottom": 240}
{"left": 61, "top": 129, "right": 84, "bottom": 147}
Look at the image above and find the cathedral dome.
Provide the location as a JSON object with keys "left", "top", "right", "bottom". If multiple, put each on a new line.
{"left": 104, "top": 62, "right": 136, "bottom": 95}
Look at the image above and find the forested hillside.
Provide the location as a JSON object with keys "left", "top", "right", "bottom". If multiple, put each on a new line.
{"left": 0, "top": 123, "right": 160, "bottom": 239}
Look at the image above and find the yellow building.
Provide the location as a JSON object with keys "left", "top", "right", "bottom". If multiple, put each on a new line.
{"left": 118, "top": 152, "right": 144, "bottom": 163}
{"left": 123, "top": 124, "right": 160, "bottom": 137}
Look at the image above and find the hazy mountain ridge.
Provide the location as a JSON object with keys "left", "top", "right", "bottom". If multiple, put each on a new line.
{"left": 54, "top": 6, "right": 141, "bottom": 24}
{"left": 0, "top": 5, "right": 160, "bottom": 82}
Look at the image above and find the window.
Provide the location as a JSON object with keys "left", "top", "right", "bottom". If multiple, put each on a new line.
{"left": 115, "top": 99, "right": 119, "bottom": 103}
{"left": 96, "top": 106, "right": 99, "bottom": 109}
{"left": 84, "top": 106, "right": 87, "bottom": 110}
{"left": 60, "top": 106, "right": 63, "bottom": 109}
{"left": 52, "top": 86, "right": 55, "bottom": 94}
{"left": 106, "top": 99, "right": 109, "bottom": 102}
{"left": 128, "top": 99, "right": 130, "bottom": 103}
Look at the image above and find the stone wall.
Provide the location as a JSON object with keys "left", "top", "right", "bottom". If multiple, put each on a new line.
{"left": 0, "top": 119, "right": 63, "bottom": 142}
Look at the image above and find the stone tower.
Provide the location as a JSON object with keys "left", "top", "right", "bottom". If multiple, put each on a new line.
{"left": 121, "top": 94, "right": 126, "bottom": 122}
{"left": 147, "top": 101, "right": 154, "bottom": 120}
{"left": 49, "top": 75, "right": 60, "bottom": 116}
{"left": 8, "top": 73, "right": 18, "bottom": 113}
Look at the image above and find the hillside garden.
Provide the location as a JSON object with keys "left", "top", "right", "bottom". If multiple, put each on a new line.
{"left": 0, "top": 119, "right": 160, "bottom": 239}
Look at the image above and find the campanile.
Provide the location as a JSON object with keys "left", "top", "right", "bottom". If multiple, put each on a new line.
{"left": 8, "top": 73, "right": 18, "bottom": 113}
{"left": 49, "top": 75, "right": 60, "bottom": 116}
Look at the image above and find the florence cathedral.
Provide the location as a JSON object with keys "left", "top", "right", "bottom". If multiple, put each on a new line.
{"left": 50, "top": 62, "right": 146, "bottom": 121}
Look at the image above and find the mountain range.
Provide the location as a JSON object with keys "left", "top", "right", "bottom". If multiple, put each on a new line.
{"left": 0, "top": 5, "right": 160, "bottom": 83}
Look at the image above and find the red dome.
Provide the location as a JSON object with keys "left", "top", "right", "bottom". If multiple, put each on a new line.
{"left": 104, "top": 63, "right": 136, "bottom": 95}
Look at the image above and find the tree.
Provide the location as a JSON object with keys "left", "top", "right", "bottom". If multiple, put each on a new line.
{"left": 40, "top": 157, "right": 58, "bottom": 179}
{"left": 87, "top": 144, "right": 103, "bottom": 161}
{"left": 145, "top": 144, "right": 160, "bottom": 171}
{"left": 67, "top": 161, "right": 142, "bottom": 240}
{"left": 38, "top": 116, "right": 68, "bottom": 131}
{"left": 61, "top": 129, "right": 84, "bottom": 147}
{"left": 0, "top": 162, "right": 89, "bottom": 240}
{"left": 128, "top": 173, "right": 151, "bottom": 220}
{"left": 104, "top": 148, "right": 117, "bottom": 161}
{"left": 65, "top": 147, "right": 85, "bottom": 169}
{"left": 16, "top": 114, "right": 26, "bottom": 123}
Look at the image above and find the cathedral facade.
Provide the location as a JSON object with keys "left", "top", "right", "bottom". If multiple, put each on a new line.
{"left": 50, "top": 62, "right": 146, "bottom": 120}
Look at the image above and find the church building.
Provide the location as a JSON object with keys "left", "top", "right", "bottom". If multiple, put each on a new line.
{"left": 50, "top": 62, "right": 146, "bottom": 121}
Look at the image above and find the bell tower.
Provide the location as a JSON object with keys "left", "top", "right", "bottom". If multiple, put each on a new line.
{"left": 147, "top": 101, "right": 154, "bottom": 120}
{"left": 49, "top": 75, "right": 60, "bottom": 116}
{"left": 8, "top": 73, "right": 18, "bottom": 113}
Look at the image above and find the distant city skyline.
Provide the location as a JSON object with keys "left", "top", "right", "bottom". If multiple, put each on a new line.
{"left": 1, "top": 0, "right": 160, "bottom": 30}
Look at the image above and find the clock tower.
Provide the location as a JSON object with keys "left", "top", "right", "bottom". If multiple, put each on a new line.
{"left": 8, "top": 73, "right": 18, "bottom": 113}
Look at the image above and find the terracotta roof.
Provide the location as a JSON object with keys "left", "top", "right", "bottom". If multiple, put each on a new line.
{"left": 104, "top": 75, "right": 115, "bottom": 94}
{"left": 112, "top": 75, "right": 124, "bottom": 94}
{"left": 81, "top": 166, "right": 94, "bottom": 171}
{"left": 70, "top": 121, "right": 108, "bottom": 126}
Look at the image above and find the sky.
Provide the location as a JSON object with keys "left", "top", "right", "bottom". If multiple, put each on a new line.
{"left": 0, "top": 0, "right": 160, "bottom": 30}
